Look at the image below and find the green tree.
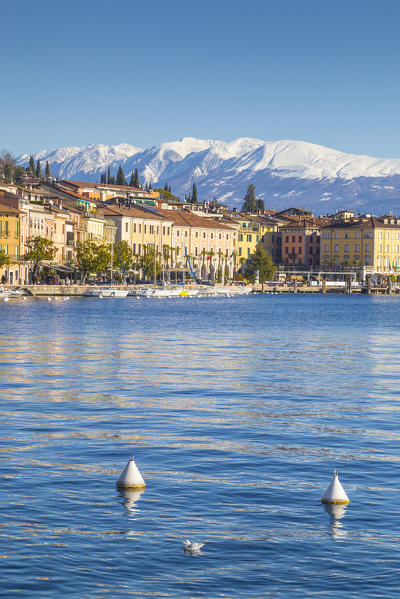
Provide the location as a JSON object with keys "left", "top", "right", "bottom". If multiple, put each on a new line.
{"left": 75, "top": 240, "right": 110, "bottom": 282}
{"left": 35, "top": 159, "right": 42, "bottom": 179}
{"left": 45, "top": 161, "right": 51, "bottom": 179}
{"left": 114, "top": 240, "right": 132, "bottom": 273}
{"left": 0, "top": 249, "right": 10, "bottom": 268}
{"left": 28, "top": 155, "right": 35, "bottom": 176}
{"left": 138, "top": 246, "right": 161, "bottom": 280}
{"left": 241, "top": 184, "right": 257, "bottom": 213}
{"left": 129, "top": 171, "right": 135, "bottom": 186}
{"left": 164, "top": 182, "right": 169, "bottom": 191}
{"left": 100, "top": 172, "right": 106, "bottom": 184}
{"left": 110, "top": 175, "right": 116, "bottom": 184}
{"left": 257, "top": 198, "right": 265, "bottom": 213}
{"left": 24, "top": 236, "right": 56, "bottom": 283}
{"left": 244, "top": 247, "right": 276, "bottom": 283}
{"left": 116, "top": 165, "right": 126, "bottom": 185}
{"left": 133, "top": 168, "right": 140, "bottom": 187}
{"left": 192, "top": 182, "right": 198, "bottom": 203}
{"left": 107, "top": 167, "right": 111, "bottom": 184}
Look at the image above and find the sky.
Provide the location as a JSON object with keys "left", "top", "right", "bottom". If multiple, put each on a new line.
{"left": 1, "top": 0, "right": 400, "bottom": 158}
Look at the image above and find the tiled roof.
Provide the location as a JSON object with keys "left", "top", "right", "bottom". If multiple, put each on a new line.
{"left": 155, "top": 208, "right": 236, "bottom": 231}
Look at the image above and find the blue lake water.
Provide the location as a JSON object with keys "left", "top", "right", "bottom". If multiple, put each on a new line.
{"left": 1, "top": 293, "right": 400, "bottom": 598}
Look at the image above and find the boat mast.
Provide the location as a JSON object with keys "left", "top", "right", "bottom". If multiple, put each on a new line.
{"left": 110, "top": 241, "right": 113, "bottom": 287}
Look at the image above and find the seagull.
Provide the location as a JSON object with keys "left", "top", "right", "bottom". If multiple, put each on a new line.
{"left": 47, "top": 297, "right": 52, "bottom": 302}
{"left": 182, "top": 539, "right": 205, "bottom": 553}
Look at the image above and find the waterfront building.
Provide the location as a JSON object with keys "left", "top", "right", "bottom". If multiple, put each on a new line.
{"left": 0, "top": 203, "right": 21, "bottom": 284}
{"left": 280, "top": 217, "right": 325, "bottom": 269}
{"left": 320, "top": 214, "right": 400, "bottom": 276}
{"left": 155, "top": 207, "right": 237, "bottom": 280}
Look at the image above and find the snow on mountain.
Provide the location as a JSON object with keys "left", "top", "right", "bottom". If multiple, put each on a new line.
{"left": 17, "top": 138, "right": 400, "bottom": 214}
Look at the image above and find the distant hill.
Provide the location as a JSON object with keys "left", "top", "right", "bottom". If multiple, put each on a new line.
{"left": 17, "top": 137, "right": 400, "bottom": 215}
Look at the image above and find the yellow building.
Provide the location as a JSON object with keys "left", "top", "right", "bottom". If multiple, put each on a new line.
{"left": 0, "top": 203, "right": 21, "bottom": 284}
{"left": 321, "top": 215, "right": 400, "bottom": 274}
{"left": 235, "top": 215, "right": 279, "bottom": 264}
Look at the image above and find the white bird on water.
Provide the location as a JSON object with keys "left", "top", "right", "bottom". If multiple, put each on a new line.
{"left": 183, "top": 539, "right": 205, "bottom": 553}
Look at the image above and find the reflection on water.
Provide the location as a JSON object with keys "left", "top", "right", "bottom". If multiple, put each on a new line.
{"left": 324, "top": 503, "right": 349, "bottom": 540}
{"left": 1, "top": 295, "right": 400, "bottom": 597}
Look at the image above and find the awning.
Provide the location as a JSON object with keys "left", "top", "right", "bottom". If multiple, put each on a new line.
{"left": 42, "top": 263, "right": 75, "bottom": 273}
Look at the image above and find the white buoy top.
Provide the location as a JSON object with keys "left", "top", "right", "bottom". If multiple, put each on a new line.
{"left": 116, "top": 455, "right": 146, "bottom": 490}
{"left": 321, "top": 470, "right": 350, "bottom": 504}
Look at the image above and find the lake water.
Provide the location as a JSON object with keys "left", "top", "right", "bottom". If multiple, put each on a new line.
{"left": 1, "top": 293, "right": 400, "bottom": 598}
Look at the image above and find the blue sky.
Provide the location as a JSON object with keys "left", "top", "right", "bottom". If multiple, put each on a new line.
{"left": 1, "top": 0, "right": 400, "bottom": 157}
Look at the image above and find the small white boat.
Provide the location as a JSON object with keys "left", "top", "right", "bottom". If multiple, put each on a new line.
{"left": 99, "top": 288, "right": 129, "bottom": 298}
{"left": 0, "top": 287, "right": 24, "bottom": 299}
{"left": 83, "top": 287, "right": 129, "bottom": 297}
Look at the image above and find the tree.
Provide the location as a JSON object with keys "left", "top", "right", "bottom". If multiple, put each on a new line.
{"left": 192, "top": 182, "right": 198, "bottom": 203}
{"left": 36, "top": 159, "right": 42, "bottom": 179}
{"left": 28, "top": 155, "right": 35, "bottom": 176}
{"left": 257, "top": 198, "right": 265, "bottom": 213}
{"left": 107, "top": 167, "right": 111, "bottom": 184}
{"left": 0, "top": 150, "right": 16, "bottom": 182}
{"left": 116, "top": 165, "right": 126, "bottom": 186}
{"left": 164, "top": 182, "right": 169, "bottom": 191}
{"left": 75, "top": 240, "right": 110, "bottom": 282}
{"left": 24, "top": 236, "right": 56, "bottom": 283}
{"left": 114, "top": 240, "right": 132, "bottom": 273}
{"left": 129, "top": 171, "right": 135, "bottom": 186}
{"left": 110, "top": 175, "right": 115, "bottom": 185}
{"left": 0, "top": 249, "right": 10, "bottom": 268}
{"left": 241, "top": 184, "right": 257, "bottom": 213}
{"left": 45, "top": 161, "right": 51, "bottom": 179}
{"left": 244, "top": 247, "right": 276, "bottom": 283}
{"left": 132, "top": 168, "right": 140, "bottom": 188}
{"left": 100, "top": 172, "right": 106, "bottom": 184}
{"left": 137, "top": 246, "right": 161, "bottom": 280}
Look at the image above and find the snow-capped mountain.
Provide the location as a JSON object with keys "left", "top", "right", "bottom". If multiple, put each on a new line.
{"left": 17, "top": 138, "right": 400, "bottom": 214}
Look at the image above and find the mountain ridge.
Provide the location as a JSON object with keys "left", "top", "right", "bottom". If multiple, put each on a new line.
{"left": 17, "top": 137, "right": 400, "bottom": 214}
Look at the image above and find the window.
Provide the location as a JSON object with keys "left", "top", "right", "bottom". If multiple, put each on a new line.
{"left": 247, "top": 234, "right": 252, "bottom": 242}
{"left": 379, "top": 232, "right": 383, "bottom": 239}
{"left": 378, "top": 244, "right": 382, "bottom": 252}
{"left": 247, "top": 247, "right": 251, "bottom": 256}
{"left": 298, "top": 246, "right": 302, "bottom": 254}
{"left": 15, "top": 246, "right": 19, "bottom": 259}
{"left": 292, "top": 236, "right": 295, "bottom": 242}
{"left": 219, "top": 233, "right": 222, "bottom": 240}
{"left": 345, "top": 232, "right": 349, "bottom": 239}
{"left": 323, "top": 232, "right": 330, "bottom": 239}
{"left": 324, "top": 244, "right": 329, "bottom": 252}
{"left": 177, "top": 230, "right": 180, "bottom": 237}
{"left": 334, "top": 232, "right": 339, "bottom": 239}
{"left": 4, "top": 221, "right": 9, "bottom": 237}
{"left": 355, "top": 232, "right": 360, "bottom": 239}
{"left": 163, "top": 226, "right": 165, "bottom": 235}
{"left": 238, "top": 234, "right": 243, "bottom": 241}
{"left": 285, "top": 236, "right": 289, "bottom": 242}
{"left": 196, "top": 232, "right": 199, "bottom": 238}
{"left": 299, "top": 235, "right": 302, "bottom": 242}
{"left": 125, "top": 223, "right": 129, "bottom": 233}
{"left": 365, "top": 243, "right": 370, "bottom": 252}
{"left": 149, "top": 225, "right": 154, "bottom": 234}
{"left": 238, "top": 247, "right": 242, "bottom": 256}
{"left": 386, "top": 232, "right": 389, "bottom": 239}
{"left": 285, "top": 247, "right": 288, "bottom": 254}
{"left": 386, "top": 245, "right": 389, "bottom": 253}
{"left": 344, "top": 244, "right": 349, "bottom": 252}
{"left": 167, "top": 227, "right": 170, "bottom": 235}
{"left": 144, "top": 225, "right": 147, "bottom": 234}
{"left": 396, "top": 245, "right": 399, "bottom": 253}
{"left": 157, "top": 226, "right": 159, "bottom": 234}
{"left": 195, "top": 247, "right": 198, "bottom": 256}
{"left": 211, "top": 233, "right": 214, "bottom": 239}
{"left": 355, "top": 244, "right": 360, "bottom": 252}
{"left": 256, "top": 235, "right": 259, "bottom": 242}
{"left": 203, "top": 232, "right": 206, "bottom": 238}
{"left": 185, "top": 231, "right": 188, "bottom": 237}
{"left": 133, "top": 244, "right": 136, "bottom": 254}
{"left": 334, "top": 244, "right": 339, "bottom": 252}
{"left": 226, "top": 234, "right": 229, "bottom": 240}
